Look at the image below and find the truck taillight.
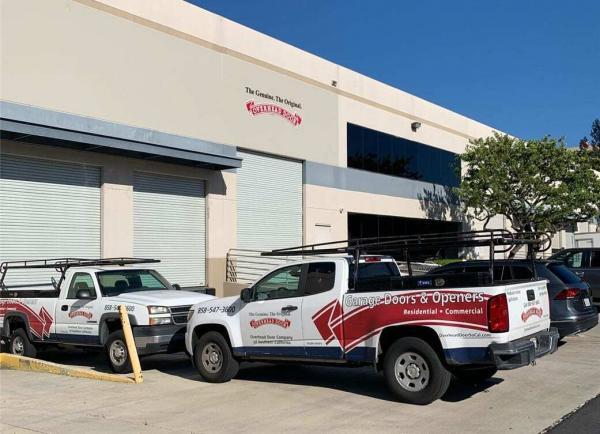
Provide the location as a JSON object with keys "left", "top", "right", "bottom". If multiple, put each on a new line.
{"left": 488, "top": 294, "right": 509, "bottom": 333}
{"left": 554, "top": 288, "right": 580, "bottom": 300}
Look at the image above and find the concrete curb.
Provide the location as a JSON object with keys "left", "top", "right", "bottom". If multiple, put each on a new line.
{"left": 0, "top": 353, "right": 135, "bottom": 383}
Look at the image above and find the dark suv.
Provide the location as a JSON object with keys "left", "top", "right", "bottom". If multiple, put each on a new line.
{"left": 549, "top": 248, "right": 600, "bottom": 306}
{"left": 428, "top": 260, "right": 598, "bottom": 337}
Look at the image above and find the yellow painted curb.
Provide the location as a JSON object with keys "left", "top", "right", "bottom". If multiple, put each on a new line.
{"left": 0, "top": 353, "right": 135, "bottom": 383}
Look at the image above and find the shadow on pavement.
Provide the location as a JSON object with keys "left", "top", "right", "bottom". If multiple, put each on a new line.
{"left": 32, "top": 349, "right": 504, "bottom": 403}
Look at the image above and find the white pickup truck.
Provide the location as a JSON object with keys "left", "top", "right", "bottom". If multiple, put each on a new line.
{"left": 186, "top": 233, "right": 559, "bottom": 404}
{"left": 0, "top": 258, "right": 214, "bottom": 372}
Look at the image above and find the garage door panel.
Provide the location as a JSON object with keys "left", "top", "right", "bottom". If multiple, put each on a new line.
{"left": 237, "top": 151, "right": 302, "bottom": 251}
{"left": 133, "top": 172, "right": 205, "bottom": 288}
{"left": 0, "top": 155, "right": 101, "bottom": 286}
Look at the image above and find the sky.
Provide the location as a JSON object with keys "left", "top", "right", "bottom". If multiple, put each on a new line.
{"left": 188, "top": 0, "right": 599, "bottom": 146}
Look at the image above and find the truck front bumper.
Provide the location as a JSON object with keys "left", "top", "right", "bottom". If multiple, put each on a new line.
{"left": 490, "top": 327, "right": 560, "bottom": 370}
{"left": 133, "top": 325, "right": 186, "bottom": 356}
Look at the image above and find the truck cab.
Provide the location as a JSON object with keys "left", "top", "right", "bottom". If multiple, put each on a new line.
{"left": 0, "top": 258, "right": 215, "bottom": 372}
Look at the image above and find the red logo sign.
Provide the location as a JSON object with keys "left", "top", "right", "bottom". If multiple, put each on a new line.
{"left": 245, "top": 100, "right": 302, "bottom": 126}
{"left": 250, "top": 317, "right": 291, "bottom": 329}
{"left": 68, "top": 310, "right": 93, "bottom": 320}
{"left": 0, "top": 300, "right": 53, "bottom": 339}
{"left": 521, "top": 306, "right": 543, "bottom": 322}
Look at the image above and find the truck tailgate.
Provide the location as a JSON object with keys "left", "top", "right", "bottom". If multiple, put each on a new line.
{"left": 505, "top": 280, "right": 551, "bottom": 340}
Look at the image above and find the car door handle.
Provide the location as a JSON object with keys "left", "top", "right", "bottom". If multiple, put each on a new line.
{"left": 575, "top": 271, "right": 585, "bottom": 277}
{"left": 61, "top": 305, "right": 68, "bottom": 311}
{"left": 281, "top": 305, "right": 298, "bottom": 312}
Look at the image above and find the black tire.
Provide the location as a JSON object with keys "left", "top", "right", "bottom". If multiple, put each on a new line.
{"left": 105, "top": 330, "right": 132, "bottom": 374}
{"left": 193, "top": 331, "right": 239, "bottom": 383}
{"left": 9, "top": 328, "right": 37, "bottom": 358}
{"left": 453, "top": 366, "right": 498, "bottom": 384}
{"left": 383, "top": 337, "right": 451, "bottom": 405}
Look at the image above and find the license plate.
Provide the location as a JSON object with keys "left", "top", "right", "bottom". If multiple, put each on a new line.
{"left": 584, "top": 298, "right": 591, "bottom": 307}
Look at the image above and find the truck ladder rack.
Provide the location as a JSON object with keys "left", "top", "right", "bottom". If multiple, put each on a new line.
{"left": 261, "top": 230, "right": 551, "bottom": 284}
{"left": 0, "top": 257, "right": 160, "bottom": 289}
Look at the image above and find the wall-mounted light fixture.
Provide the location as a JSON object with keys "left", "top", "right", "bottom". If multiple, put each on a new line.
{"left": 331, "top": 80, "right": 337, "bottom": 87}
{"left": 411, "top": 122, "right": 421, "bottom": 132}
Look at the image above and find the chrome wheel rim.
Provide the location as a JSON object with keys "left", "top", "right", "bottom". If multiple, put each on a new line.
{"left": 11, "top": 336, "right": 25, "bottom": 356}
{"left": 394, "top": 351, "right": 430, "bottom": 392}
{"left": 109, "top": 340, "right": 127, "bottom": 366}
{"left": 201, "top": 342, "right": 223, "bottom": 373}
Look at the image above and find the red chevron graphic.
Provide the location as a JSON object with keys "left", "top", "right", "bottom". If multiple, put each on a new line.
{"left": 0, "top": 300, "right": 53, "bottom": 339}
{"left": 312, "top": 291, "right": 491, "bottom": 353}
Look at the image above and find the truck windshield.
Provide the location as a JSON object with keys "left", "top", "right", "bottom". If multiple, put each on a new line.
{"left": 97, "top": 269, "right": 172, "bottom": 296}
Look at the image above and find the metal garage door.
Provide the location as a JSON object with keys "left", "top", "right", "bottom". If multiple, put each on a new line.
{"left": 237, "top": 151, "right": 302, "bottom": 250}
{"left": 0, "top": 155, "right": 101, "bottom": 286}
{"left": 133, "top": 172, "right": 206, "bottom": 287}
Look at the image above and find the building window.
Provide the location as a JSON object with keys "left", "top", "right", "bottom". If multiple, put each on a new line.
{"left": 348, "top": 213, "right": 462, "bottom": 260}
{"left": 347, "top": 123, "right": 460, "bottom": 187}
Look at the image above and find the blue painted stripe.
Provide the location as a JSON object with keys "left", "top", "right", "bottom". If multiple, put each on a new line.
{"left": 49, "top": 333, "right": 101, "bottom": 345}
{"left": 232, "top": 345, "right": 376, "bottom": 362}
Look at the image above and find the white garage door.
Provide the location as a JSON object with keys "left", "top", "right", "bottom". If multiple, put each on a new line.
{"left": 0, "top": 155, "right": 101, "bottom": 286}
{"left": 237, "top": 151, "right": 303, "bottom": 251}
{"left": 133, "top": 172, "right": 206, "bottom": 287}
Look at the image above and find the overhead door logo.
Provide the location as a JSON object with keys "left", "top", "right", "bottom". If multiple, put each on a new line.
{"left": 250, "top": 317, "right": 291, "bottom": 329}
{"left": 521, "top": 306, "right": 543, "bottom": 322}
{"left": 245, "top": 101, "right": 302, "bottom": 126}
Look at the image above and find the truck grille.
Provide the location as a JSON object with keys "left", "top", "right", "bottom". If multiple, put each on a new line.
{"left": 170, "top": 305, "right": 192, "bottom": 325}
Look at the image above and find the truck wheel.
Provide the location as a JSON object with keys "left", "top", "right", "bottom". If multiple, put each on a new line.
{"left": 9, "top": 329, "right": 37, "bottom": 358}
{"left": 105, "top": 330, "right": 132, "bottom": 374}
{"left": 193, "top": 331, "right": 239, "bottom": 383}
{"left": 383, "top": 337, "right": 451, "bottom": 405}
{"left": 453, "top": 366, "right": 498, "bottom": 384}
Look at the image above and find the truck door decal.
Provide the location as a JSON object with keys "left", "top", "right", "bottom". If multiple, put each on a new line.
{"left": 314, "top": 290, "right": 491, "bottom": 352}
{"left": 0, "top": 300, "right": 53, "bottom": 339}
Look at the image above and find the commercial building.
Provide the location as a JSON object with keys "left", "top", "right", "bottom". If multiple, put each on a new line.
{"left": 1, "top": 0, "right": 498, "bottom": 295}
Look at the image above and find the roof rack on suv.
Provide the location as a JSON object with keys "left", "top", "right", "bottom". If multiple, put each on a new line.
{"left": 0, "top": 258, "right": 160, "bottom": 290}
{"left": 261, "top": 230, "right": 551, "bottom": 284}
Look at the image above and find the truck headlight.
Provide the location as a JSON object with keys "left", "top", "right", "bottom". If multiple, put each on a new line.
{"left": 149, "top": 317, "right": 172, "bottom": 326}
{"left": 187, "top": 309, "right": 194, "bottom": 322}
{"left": 147, "top": 306, "right": 170, "bottom": 314}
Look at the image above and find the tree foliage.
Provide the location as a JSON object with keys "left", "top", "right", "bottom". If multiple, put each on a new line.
{"left": 580, "top": 118, "right": 600, "bottom": 170}
{"left": 456, "top": 132, "right": 600, "bottom": 234}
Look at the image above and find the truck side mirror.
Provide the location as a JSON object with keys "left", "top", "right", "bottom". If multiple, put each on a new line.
{"left": 173, "top": 283, "right": 182, "bottom": 291}
{"left": 240, "top": 288, "right": 253, "bottom": 303}
{"left": 76, "top": 289, "right": 94, "bottom": 300}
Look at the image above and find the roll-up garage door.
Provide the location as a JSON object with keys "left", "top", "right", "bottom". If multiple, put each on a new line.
{"left": 237, "top": 151, "right": 302, "bottom": 250}
{"left": 133, "top": 172, "right": 206, "bottom": 287}
{"left": 0, "top": 155, "right": 101, "bottom": 286}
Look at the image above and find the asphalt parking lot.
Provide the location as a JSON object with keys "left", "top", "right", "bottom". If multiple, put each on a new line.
{"left": 1, "top": 321, "right": 599, "bottom": 434}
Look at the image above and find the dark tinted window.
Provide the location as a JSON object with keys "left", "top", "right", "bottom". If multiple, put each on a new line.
{"left": 348, "top": 213, "right": 462, "bottom": 261}
{"left": 511, "top": 266, "right": 534, "bottom": 280}
{"left": 305, "top": 262, "right": 336, "bottom": 296}
{"left": 548, "top": 264, "right": 582, "bottom": 285}
{"left": 347, "top": 123, "right": 460, "bottom": 187}
{"left": 590, "top": 251, "right": 600, "bottom": 268}
{"left": 464, "top": 265, "right": 509, "bottom": 280}
{"left": 349, "top": 261, "right": 401, "bottom": 292}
